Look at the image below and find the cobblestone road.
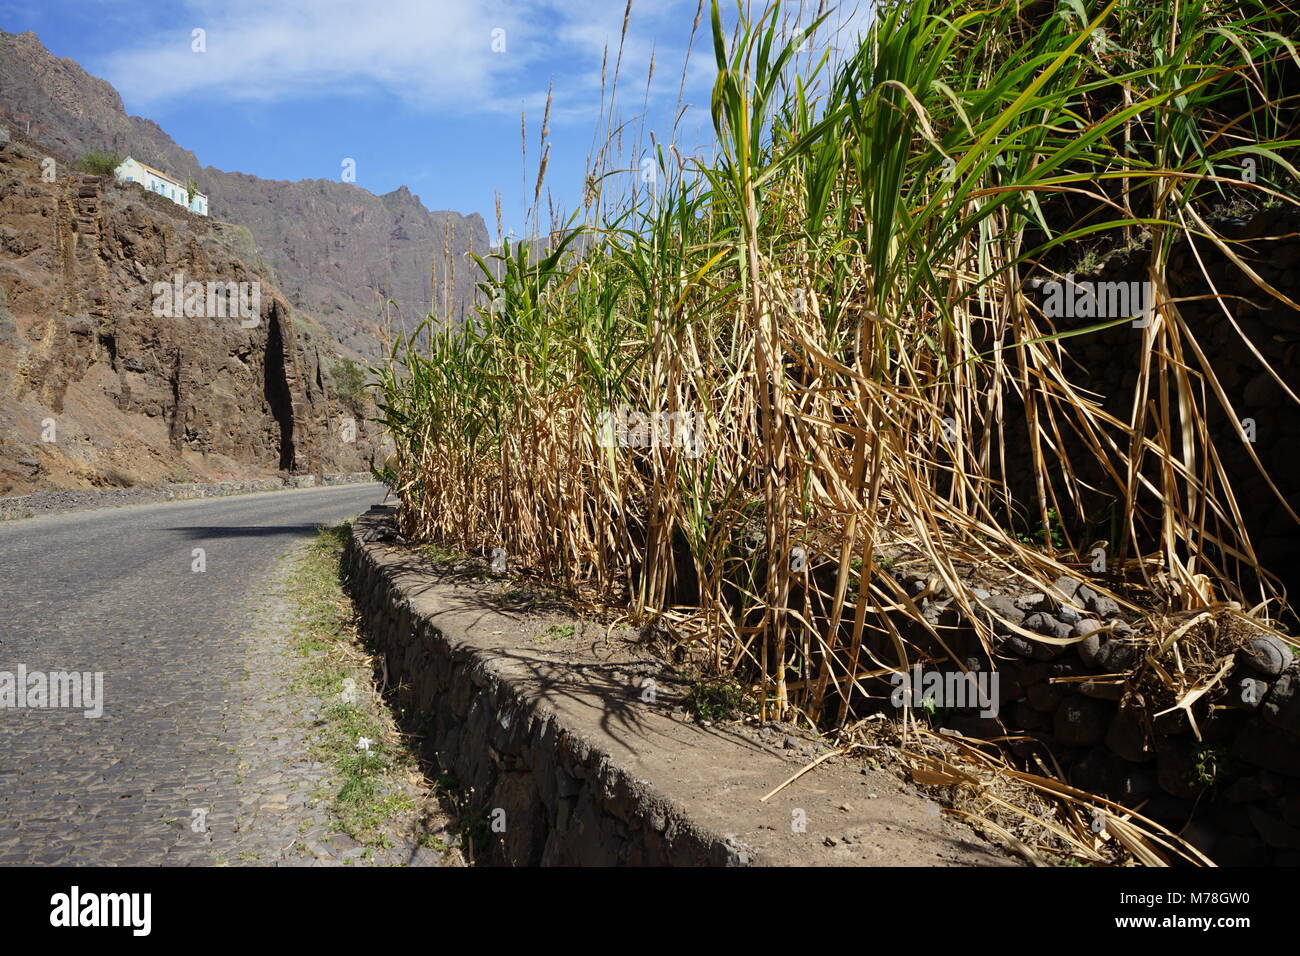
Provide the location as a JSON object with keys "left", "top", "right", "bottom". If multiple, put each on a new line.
{"left": 0, "top": 483, "right": 437, "bottom": 865}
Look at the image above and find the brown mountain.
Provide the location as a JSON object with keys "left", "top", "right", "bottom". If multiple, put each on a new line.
{"left": 0, "top": 124, "right": 381, "bottom": 493}
{"left": 0, "top": 29, "right": 490, "bottom": 359}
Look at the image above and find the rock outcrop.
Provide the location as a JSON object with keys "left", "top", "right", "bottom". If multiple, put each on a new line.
{"left": 0, "top": 127, "right": 379, "bottom": 494}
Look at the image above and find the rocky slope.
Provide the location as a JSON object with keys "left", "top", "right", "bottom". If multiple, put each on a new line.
{"left": 202, "top": 174, "right": 488, "bottom": 357}
{"left": 0, "top": 126, "right": 380, "bottom": 495}
{"left": 0, "top": 29, "right": 490, "bottom": 359}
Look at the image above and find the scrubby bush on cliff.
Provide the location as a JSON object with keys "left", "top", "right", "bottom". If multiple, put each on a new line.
{"left": 76, "top": 149, "right": 122, "bottom": 176}
{"left": 332, "top": 358, "right": 369, "bottom": 413}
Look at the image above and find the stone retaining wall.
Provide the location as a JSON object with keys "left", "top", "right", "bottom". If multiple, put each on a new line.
{"left": 347, "top": 502, "right": 1299, "bottom": 866}
{"left": 343, "top": 510, "right": 749, "bottom": 866}
{"left": 875, "top": 568, "right": 1300, "bottom": 866}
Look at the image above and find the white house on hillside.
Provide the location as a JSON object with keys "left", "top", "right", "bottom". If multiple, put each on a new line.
{"left": 114, "top": 157, "right": 208, "bottom": 216}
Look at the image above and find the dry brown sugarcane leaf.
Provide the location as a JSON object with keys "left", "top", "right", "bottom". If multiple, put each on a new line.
{"left": 758, "top": 747, "right": 847, "bottom": 803}
{"left": 1154, "top": 610, "right": 1214, "bottom": 656}
{"left": 1151, "top": 655, "right": 1235, "bottom": 742}
{"left": 1003, "top": 769, "right": 1214, "bottom": 866}
{"left": 908, "top": 764, "right": 974, "bottom": 787}
{"left": 946, "top": 807, "right": 1048, "bottom": 866}
{"left": 978, "top": 789, "right": 1110, "bottom": 861}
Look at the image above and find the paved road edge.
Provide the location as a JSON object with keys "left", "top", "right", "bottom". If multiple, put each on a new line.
{"left": 0, "top": 472, "right": 378, "bottom": 522}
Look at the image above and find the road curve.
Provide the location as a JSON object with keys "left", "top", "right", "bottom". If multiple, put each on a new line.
{"left": 0, "top": 483, "right": 389, "bottom": 864}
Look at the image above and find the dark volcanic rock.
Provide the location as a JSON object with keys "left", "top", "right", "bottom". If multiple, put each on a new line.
{"left": 1027, "top": 681, "right": 1064, "bottom": 713}
{"left": 978, "top": 594, "right": 1024, "bottom": 635}
{"left": 1238, "top": 635, "right": 1294, "bottom": 678}
{"left": 1085, "top": 593, "right": 1121, "bottom": 618}
{"left": 1262, "top": 668, "right": 1300, "bottom": 735}
{"left": 1096, "top": 639, "right": 1140, "bottom": 672}
{"left": 1232, "top": 723, "right": 1300, "bottom": 780}
{"left": 1018, "top": 612, "right": 1071, "bottom": 659}
{"left": 1247, "top": 804, "right": 1300, "bottom": 850}
{"left": 1213, "top": 833, "right": 1271, "bottom": 866}
{"left": 1073, "top": 618, "right": 1106, "bottom": 666}
{"left": 1055, "top": 697, "right": 1104, "bottom": 746}
{"left": 1155, "top": 737, "right": 1210, "bottom": 800}
{"left": 1106, "top": 708, "right": 1153, "bottom": 763}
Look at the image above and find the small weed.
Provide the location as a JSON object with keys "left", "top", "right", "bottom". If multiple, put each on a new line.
{"left": 536, "top": 622, "right": 575, "bottom": 642}
{"left": 686, "top": 677, "right": 755, "bottom": 722}
{"left": 1015, "top": 507, "right": 1067, "bottom": 551}
{"left": 423, "top": 542, "right": 461, "bottom": 566}
{"left": 490, "top": 586, "right": 535, "bottom": 609}
{"left": 1190, "top": 745, "right": 1228, "bottom": 789}
{"left": 454, "top": 803, "right": 494, "bottom": 859}
{"left": 418, "top": 830, "right": 454, "bottom": 853}
{"left": 1071, "top": 249, "right": 1104, "bottom": 274}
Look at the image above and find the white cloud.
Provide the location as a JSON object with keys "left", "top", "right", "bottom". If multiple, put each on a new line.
{"left": 97, "top": 0, "right": 705, "bottom": 121}
{"left": 93, "top": 0, "right": 876, "bottom": 165}
{"left": 101, "top": 0, "right": 521, "bottom": 109}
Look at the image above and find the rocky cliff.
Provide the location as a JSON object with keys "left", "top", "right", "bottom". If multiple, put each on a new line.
{"left": 0, "top": 29, "right": 490, "bottom": 359}
{"left": 200, "top": 174, "right": 488, "bottom": 357}
{"left": 0, "top": 125, "right": 380, "bottom": 495}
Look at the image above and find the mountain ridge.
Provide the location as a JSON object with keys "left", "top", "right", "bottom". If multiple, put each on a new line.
{"left": 0, "top": 28, "right": 489, "bottom": 358}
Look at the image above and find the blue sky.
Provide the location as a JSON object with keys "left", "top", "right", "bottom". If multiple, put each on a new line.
{"left": 0, "top": 1, "right": 869, "bottom": 237}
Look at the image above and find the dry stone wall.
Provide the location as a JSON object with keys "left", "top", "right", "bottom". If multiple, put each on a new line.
{"left": 996, "top": 206, "right": 1300, "bottom": 596}
{"left": 343, "top": 512, "right": 749, "bottom": 866}
{"left": 873, "top": 567, "right": 1300, "bottom": 866}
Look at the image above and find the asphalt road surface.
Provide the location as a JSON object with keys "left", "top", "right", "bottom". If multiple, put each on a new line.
{"left": 0, "top": 483, "right": 389, "bottom": 864}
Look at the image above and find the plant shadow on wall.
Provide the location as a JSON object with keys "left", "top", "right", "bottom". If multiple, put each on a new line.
{"left": 372, "top": 0, "right": 1300, "bottom": 865}
{"left": 347, "top": 534, "right": 744, "bottom": 864}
